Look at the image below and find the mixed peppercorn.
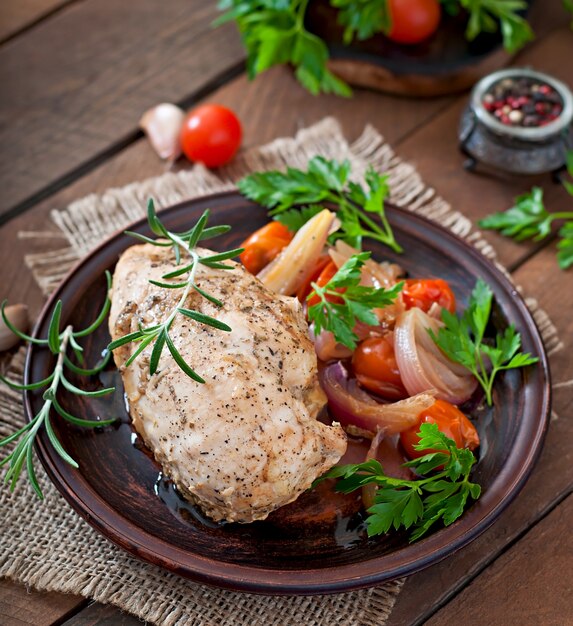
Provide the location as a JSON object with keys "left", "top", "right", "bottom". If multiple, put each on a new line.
{"left": 482, "top": 77, "right": 563, "bottom": 128}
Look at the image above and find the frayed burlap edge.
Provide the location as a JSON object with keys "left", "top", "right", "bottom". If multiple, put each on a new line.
{"left": 2, "top": 117, "right": 563, "bottom": 626}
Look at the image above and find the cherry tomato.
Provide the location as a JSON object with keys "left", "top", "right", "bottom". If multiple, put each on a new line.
{"left": 307, "top": 261, "right": 345, "bottom": 307}
{"left": 352, "top": 335, "right": 408, "bottom": 400}
{"left": 402, "top": 278, "right": 456, "bottom": 314}
{"left": 239, "top": 222, "right": 293, "bottom": 275}
{"left": 296, "top": 255, "right": 331, "bottom": 302}
{"left": 400, "top": 399, "right": 480, "bottom": 460}
{"left": 180, "top": 104, "right": 242, "bottom": 168}
{"left": 387, "top": 0, "right": 441, "bottom": 45}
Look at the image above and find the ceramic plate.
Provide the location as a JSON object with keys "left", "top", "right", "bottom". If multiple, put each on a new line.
{"left": 25, "top": 191, "right": 550, "bottom": 594}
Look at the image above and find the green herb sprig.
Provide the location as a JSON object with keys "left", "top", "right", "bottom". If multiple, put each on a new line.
{"left": 217, "top": 0, "right": 534, "bottom": 97}
{"left": 108, "top": 199, "right": 243, "bottom": 383}
{"left": 479, "top": 153, "right": 573, "bottom": 270}
{"left": 238, "top": 156, "right": 401, "bottom": 252}
{"left": 0, "top": 273, "right": 116, "bottom": 498}
{"left": 307, "top": 251, "right": 403, "bottom": 349}
{"left": 453, "top": 0, "right": 534, "bottom": 53}
{"left": 318, "top": 422, "right": 481, "bottom": 541}
{"left": 429, "top": 279, "right": 538, "bottom": 406}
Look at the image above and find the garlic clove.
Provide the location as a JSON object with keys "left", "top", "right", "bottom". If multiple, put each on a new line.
{"left": 140, "top": 103, "right": 185, "bottom": 162}
{"left": 0, "top": 304, "right": 30, "bottom": 352}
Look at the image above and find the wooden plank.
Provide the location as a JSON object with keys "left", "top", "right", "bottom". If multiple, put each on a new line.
{"left": 0, "top": 0, "right": 72, "bottom": 43}
{"left": 60, "top": 602, "right": 141, "bottom": 626}
{"left": 0, "top": 579, "right": 86, "bottom": 626}
{"left": 426, "top": 495, "right": 573, "bottom": 626}
{"left": 388, "top": 243, "right": 573, "bottom": 626}
{"left": 0, "top": 0, "right": 244, "bottom": 220}
{"left": 395, "top": 25, "right": 573, "bottom": 271}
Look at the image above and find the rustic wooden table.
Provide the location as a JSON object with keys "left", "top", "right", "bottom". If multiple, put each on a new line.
{"left": 1, "top": 1, "right": 572, "bottom": 624}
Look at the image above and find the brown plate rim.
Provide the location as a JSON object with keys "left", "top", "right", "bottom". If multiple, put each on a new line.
{"left": 25, "top": 190, "right": 551, "bottom": 595}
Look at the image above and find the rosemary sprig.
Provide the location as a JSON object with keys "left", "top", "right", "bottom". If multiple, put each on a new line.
{"left": 0, "top": 272, "right": 116, "bottom": 498}
{"left": 108, "top": 199, "right": 243, "bottom": 382}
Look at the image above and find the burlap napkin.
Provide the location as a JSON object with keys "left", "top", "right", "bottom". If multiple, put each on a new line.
{"left": 0, "top": 119, "right": 562, "bottom": 626}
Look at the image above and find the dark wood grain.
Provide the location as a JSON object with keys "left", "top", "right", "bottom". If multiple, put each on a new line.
{"left": 0, "top": 0, "right": 244, "bottom": 220}
{"left": 0, "top": 0, "right": 73, "bottom": 43}
{"left": 0, "top": 579, "right": 86, "bottom": 626}
{"left": 427, "top": 495, "right": 573, "bottom": 626}
{"left": 60, "top": 602, "right": 141, "bottom": 626}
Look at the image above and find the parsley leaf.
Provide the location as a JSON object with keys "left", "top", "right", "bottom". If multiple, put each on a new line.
{"left": 429, "top": 279, "right": 539, "bottom": 405}
{"left": 307, "top": 252, "right": 403, "bottom": 349}
{"left": 274, "top": 205, "right": 325, "bottom": 232}
{"left": 238, "top": 156, "right": 402, "bottom": 252}
{"left": 478, "top": 187, "right": 553, "bottom": 242}
{"left": 331, "top": 0, "right": 391, "bottom": 44}
{"left": 318, "top": 423, "right": 481, "bottom": 541}
{"left": 460, "top": 0, "right": 534, "bottom": 53}
{"left": 479, "top": 154, "right": 573, "bottom": 270}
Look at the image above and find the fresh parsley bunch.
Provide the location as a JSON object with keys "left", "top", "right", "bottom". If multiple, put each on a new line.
{"left": 307, "top": 251, "right": 403, "bottom": 349}
{"left": 429, "top": 279, "right": 538, "bottom": 406}
{"left": 479, "top": 152, "right": 573, "bottom": 270}
{"left": 215, "top": 0, "right": 351, "bottom": 97}
{"left": 238, "top": 156, "right": 401, "bottom": 252}
{"left": 319, "top": 422, "right": 481, "bottom": 541}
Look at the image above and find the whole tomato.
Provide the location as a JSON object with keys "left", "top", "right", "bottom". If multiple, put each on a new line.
{"left": 387, "top": 0, "right": 441, "bottom": 45}
{"left": 352, "top": 335, "right": 408, "bottom": 400}
{"left": 402, "top": 278, "right": 456, "bottom": 314}
{"left": 239, "top": 222, "right": 293, "bottom": 275}
{"left": 180, "top": 104, "right": 242, "bottom": 168}
{"left": 400, "top": 399, "right": 480, "bottom": 460}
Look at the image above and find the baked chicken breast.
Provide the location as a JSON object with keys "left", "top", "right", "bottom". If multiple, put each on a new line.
{"left": 109, "top": 243, "right": 347, "bottom": 523}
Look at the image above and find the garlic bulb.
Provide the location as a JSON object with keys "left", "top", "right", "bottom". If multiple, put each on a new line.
{"left": 140, "top": 103, "right": 185, "bottom": 161}
{"left": 0, "top": 304, "right": 29, "bottom": 351}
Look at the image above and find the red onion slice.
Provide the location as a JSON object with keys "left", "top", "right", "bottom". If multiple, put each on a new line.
{"left": 394, "top": 308, "right": 477, "bottom": 405}
{"left": 319, "top": 362, "right": 435, "bottom": 435}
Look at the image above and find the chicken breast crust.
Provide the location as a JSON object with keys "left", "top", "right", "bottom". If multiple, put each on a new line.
{"left": 109, "top": 243, "right": 347, "bottom": 523}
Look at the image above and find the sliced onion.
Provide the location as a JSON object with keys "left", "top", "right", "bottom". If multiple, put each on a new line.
{"left": 319, "top": 362, "right": 436, "bottom": 435}
{"left": 329, "top": 240, "right": 404, "bottom": 288}
{"left": 310, "top": 324, "right": 353, "bottom": 361}
{"left": 394, "top": 308, "right": 477, "bottom": 405}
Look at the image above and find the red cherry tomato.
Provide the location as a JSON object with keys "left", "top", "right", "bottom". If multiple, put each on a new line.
{"left": 402, "top": 278, "right": 456, "bottom": 314}
{"left": 387, "top": 0, "right": 441, "bottom": 45}
{"left": 307, "top": 261, "right": 345, "bottom": 307}
{"left": 180, "top": 104, "right": 242, "bottom": 168}
{"left": 296, "top": 255, "right": 331, "bottom": 302}
{"left": 352, "top": 335, "right": 408, "bottom": 400}
{"left": 400, "top": 399, "right": 480, "bottom": 460}
{"left": 239, "top": 222, "right": 293, "bottom": 275}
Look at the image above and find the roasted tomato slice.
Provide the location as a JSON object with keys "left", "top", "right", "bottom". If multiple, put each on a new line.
{"left": 402, "top": 278, "right": 456, "bottom": 314}
{"left": 352, "top": 335, "right": 408, "bottom": 401}
{"left": 400, "top": 399, "right": 480, "bottom": 460}
{"left": 239, "top": 222, "right": 293, "bottom": 275}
